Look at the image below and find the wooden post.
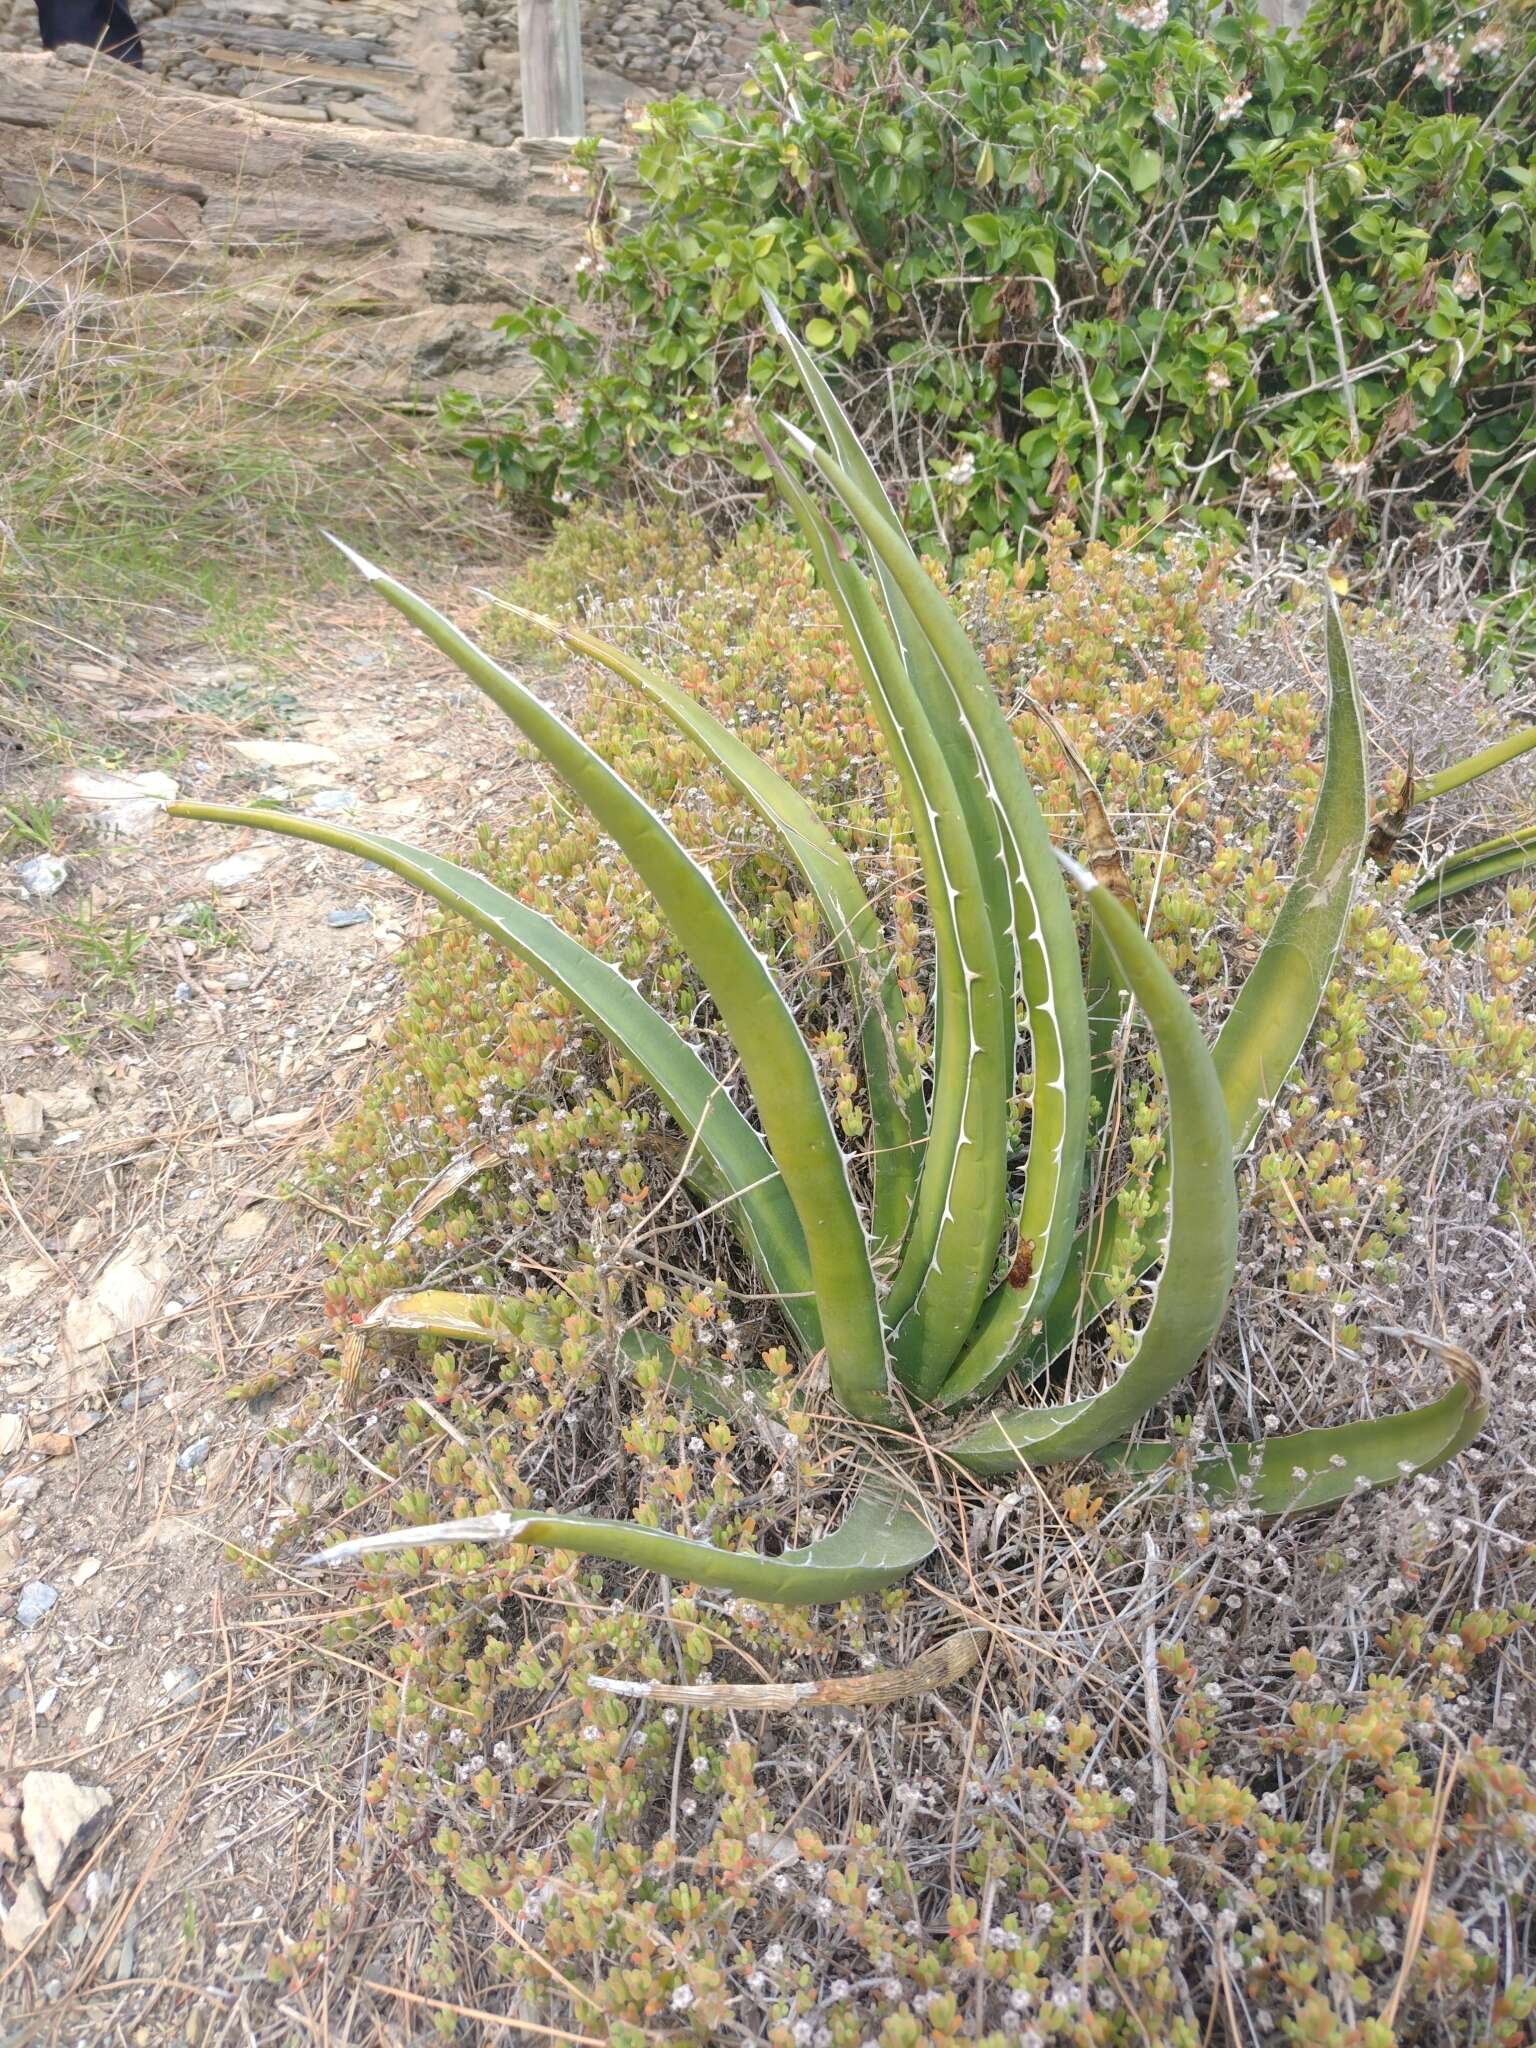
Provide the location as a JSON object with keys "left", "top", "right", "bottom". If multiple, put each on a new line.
{"left": 519, "top": 0, "right": 584, "bottom": 140}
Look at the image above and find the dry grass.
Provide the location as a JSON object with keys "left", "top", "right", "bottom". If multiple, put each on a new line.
{"left": 1, "top": 137, "right": 507, "bottom": 761}
{"left": 0, "top": 120, "right": 545, "bottom": 2044}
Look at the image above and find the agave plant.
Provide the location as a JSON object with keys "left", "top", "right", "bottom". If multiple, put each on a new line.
{"left": 172, "top": 313, "right": 1491, "bottom": 1603}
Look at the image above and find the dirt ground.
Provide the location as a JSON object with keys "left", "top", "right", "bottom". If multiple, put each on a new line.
{"left": 1, "top": 577, "right": 530, "bottom": 2042}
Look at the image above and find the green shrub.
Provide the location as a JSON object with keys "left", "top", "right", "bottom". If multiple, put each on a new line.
{"left": 454, "top": 0, "right": 1536, "bottom": 655}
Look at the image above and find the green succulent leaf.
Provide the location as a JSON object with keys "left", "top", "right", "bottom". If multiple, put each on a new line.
{"left": 1095, "top": 1345, "right": 1489, "bottom": 1513}
{"left": 776, "top": 414, "right": 1090, "bottom": 1404}
{"left": 945, "top": 852, "right": 1237, "bottom": 1468}
{"left": 765, "top": 452, "right": 1009, "bottom": 1389}
{"left": 320, "top": 544, "right": 890, "bottom": 1419}
{"left": 1036, "top": 585, "right": 1367, "bottom": 1369}
{"left": 304, "top": 1478, "right": 937, "bottom": 1605}
{"left": 765, "top": 299, "right": 1017, "bottom": 1014}
{"left": 1406, "top": 823, "right": 1536, "bottom": 911}
{"left": 485, "top": 594, "right": 925, "bottom": 1256}
{"left": 1212, "top": 588, "right": 1370, "bottom": 1155}
{"left": 167, "top": 805, "right": 819, "bottom": 1347}
{"left": 1416, "top": 727, "right": 1536, "bottom": 804}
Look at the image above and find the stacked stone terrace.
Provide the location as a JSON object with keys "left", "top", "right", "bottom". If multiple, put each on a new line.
{"left": 0, "top": 3, "right": 818, "bottom": 409}
{"left": 0, "top": 0, "right": 817, "bottom": 141}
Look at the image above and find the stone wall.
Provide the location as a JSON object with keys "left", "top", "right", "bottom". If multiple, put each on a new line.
{"left": 2, "top": 0, "right": 820, "bottom": 144}
{"left": 148, "top": 1, "right": 427, "bottom": 130}
{"left": 0, "top": 53, "right": 619, "bottom": 398}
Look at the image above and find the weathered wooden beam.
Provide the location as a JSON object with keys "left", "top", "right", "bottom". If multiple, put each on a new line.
{"left": 518, "top": 0, "right": 584, "bottom": 141}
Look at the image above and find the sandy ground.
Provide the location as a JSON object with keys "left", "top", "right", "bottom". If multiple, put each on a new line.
{"left": 1, "top": 579, "right": 525, "bottom": 2042}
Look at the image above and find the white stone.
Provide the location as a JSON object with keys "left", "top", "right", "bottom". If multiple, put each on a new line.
{"left": 1, "top": 1873, "right": 46, "bottom": 1953}
{"left": 205, "top": 852, "right": 269, "bottom": 890}
{"left": 227, "top": 739, "right": 339, "bottom": 769}
{"left": 20, "top": 1773, "right": 113, "bottom": 1894}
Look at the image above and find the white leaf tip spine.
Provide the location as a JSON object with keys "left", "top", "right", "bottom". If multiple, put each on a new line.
{"left": 302, "top": 1511, "right": 530, "bottom": 1568}
{"left": 324, "top": 532, "right": 385, "bottom": 582}
{"left": 1054, "top": 849, "right": 1098, "bottom": 893}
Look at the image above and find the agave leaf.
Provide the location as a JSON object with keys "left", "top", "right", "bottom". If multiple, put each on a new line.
{"left": 945, "top": 853, "right": 1237, "bottom": 1465}
{"left": 1084, "top": 923, "right": 1128, "bottom": 1149}
{"left": 168, "top": 805, "right": 819, "bottom": 1348}
{"left": 1212, "top": 588, "right": 1369, "bottom": 1154}
{"left": 767, "top": 455, "right": 1009, "bottom": 1390}
{"left": 764, "top": 301, "right": 1019, "bottom": 1027}
{"left": 1406, "top": 823, "right": 1536, "bottom": 911}
{"left": 1416, "top": 727, "right": 1536, "bottom": 804}
{"left": 305, "top": 1477, "right": 936, "bottom": 1605}
{"left": 1093, "top": 1343, "right": 1488, "bottom": 1512}
{"left": 487, "top": 593, "right": 925, "bottom": 1256}
{"left": 1034, "top": 586, "right": 1368, "bottom": 1373}
{"left": 778, "top": 423, "right": 1091, "bottom": 1405}
{"left": 318, "top": 546, "right": 888, "bottom": 1417}
{"left": 1032, "top": 699, "right": 1134, "bottom": 1153}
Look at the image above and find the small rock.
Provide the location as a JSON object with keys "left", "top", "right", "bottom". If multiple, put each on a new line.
{"left": 325, "top": 907, "right": 370, "bottom": 929}
{"left": 116, "top": 1377, "right": 165, "bottom": 1414}
{"left": 5, "top": 1259, "right": 51, "bottom": 1303}
{"left": 160, "top": 1667, "right": 199, "bottom": 1700}
{"left": 17, "top": 1582, "right": 59, "bottom": 1629}
{"left": 249, "top": 1106, "right": 314, "bottom": 1134}
{"left": 176, "top": 1438, "right": 210, "bottom": 1472}
{"left": 307, "top": 788, "right": 357, "bottom": 815}
{"left": 0, "top": 1474, "right": 43, "bottom": 1506}
{"left": 61, "top": 1242, "right": 170, "bottom": 1369}
{"left": 16, "top": 855, "right": 68, "bottom": 901}
{"left": 227, "top": 739, "right": 339, "bottom": 770}
{"left": 20, "top": 1771, "right": 113, "bottom": 1892}
{"left": 222, "top": 971, "right": 252, "bottom": 991}
{"left": 34, "top": 1085, "right": 94, "bottom": 1123}
{"left": 35, "top": 1686, "right": 58, "bottom": 1717}
{"left": 220, "top": 1204, "right": 269, "bottom": 1246}
{"left": 65, "top": 769, "right": 178, "bottom": 841}
{"left": 205, "top": 852, "right": 267, "bottom": 891}
{"left": 226, "top": 1096, "right": 255, "bottom": 1127}
{"left": 0, "top": 1414, "right": 23, "bottom": 1457}
{"left": 5, "top": 949, "right": 53, "bottom": 981}
{"left": 83, "top": 1706, "right": 104, "bottom": 1740}
{"left": 71, "top": 1557, "right": 101, "bottom": 1587}
{"left": 1, "top": 1873, "right": 46, "bottom": 1953}
{"left": 2, "top": 1093, "right": 46, "bottom": 1154}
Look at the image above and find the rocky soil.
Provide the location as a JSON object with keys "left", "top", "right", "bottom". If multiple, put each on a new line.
{"left": 0, "top": 574, "right": 539, "bottom": 2036}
